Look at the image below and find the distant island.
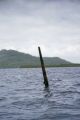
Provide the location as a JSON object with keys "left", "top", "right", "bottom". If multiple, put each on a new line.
{"left": 0, "top": 49, "right": 80, "bottom": 68}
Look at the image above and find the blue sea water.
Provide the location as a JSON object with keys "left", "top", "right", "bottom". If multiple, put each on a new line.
{"left": 0, "top": 67, "right": 80, "bottom": 120}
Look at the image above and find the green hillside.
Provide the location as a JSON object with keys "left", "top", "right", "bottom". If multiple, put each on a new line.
{"left": 0, "top": 49, "right": 72, "bottom": 68}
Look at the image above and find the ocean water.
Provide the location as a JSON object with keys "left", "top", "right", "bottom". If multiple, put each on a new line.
{"left": 0, "top": 67, "right": 80, "bottom": 120}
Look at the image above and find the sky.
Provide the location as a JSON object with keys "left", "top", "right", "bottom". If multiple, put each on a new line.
{"left": 0, "top": 0, "right": 80, "bottom": 63}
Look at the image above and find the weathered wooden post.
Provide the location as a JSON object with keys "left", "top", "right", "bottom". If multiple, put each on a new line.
{"left": 38, "top": 46, "right": 49, "bottom": 88}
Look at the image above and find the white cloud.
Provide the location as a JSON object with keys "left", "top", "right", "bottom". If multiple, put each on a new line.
{"left": 0, "top": 0, "right": 80, "bottom": 63}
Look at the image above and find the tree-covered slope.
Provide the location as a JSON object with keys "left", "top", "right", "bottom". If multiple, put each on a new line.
{"left": 0, "top": 49, "right": 71, "bottom": 68}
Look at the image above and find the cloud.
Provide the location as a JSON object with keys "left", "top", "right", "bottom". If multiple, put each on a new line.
{"left": 0, "top": 0, "right": 80, "bottom": 63}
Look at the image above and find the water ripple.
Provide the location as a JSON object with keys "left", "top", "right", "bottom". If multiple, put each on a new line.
{"left": 0, "top": 67, "right": 80, "bottom": 120}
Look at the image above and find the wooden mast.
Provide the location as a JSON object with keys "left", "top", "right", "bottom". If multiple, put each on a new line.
{"left": 38, "top": 46, "right": 49, "bottom": 88}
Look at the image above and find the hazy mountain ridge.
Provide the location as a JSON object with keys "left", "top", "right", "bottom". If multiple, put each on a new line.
{"left": 0, "top": 49, "right": 72, "bottom": 68}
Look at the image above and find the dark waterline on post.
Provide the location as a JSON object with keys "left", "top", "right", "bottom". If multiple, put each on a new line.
{"left": 38, "top": 47, "right": 49, "bottom": 88}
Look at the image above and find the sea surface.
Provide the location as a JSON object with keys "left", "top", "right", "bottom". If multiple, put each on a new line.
{"left": 0, "top": 67, "right": 80, "bottom": 120}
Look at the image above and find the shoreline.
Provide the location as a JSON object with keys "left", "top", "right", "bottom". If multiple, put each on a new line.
{"left": 0, "top": 64, "right": 80, "bottom": 69}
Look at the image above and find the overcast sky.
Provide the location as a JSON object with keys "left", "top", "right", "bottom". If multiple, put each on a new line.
{"left": 0, "top": 0, "right": 80, "bottom": 63}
